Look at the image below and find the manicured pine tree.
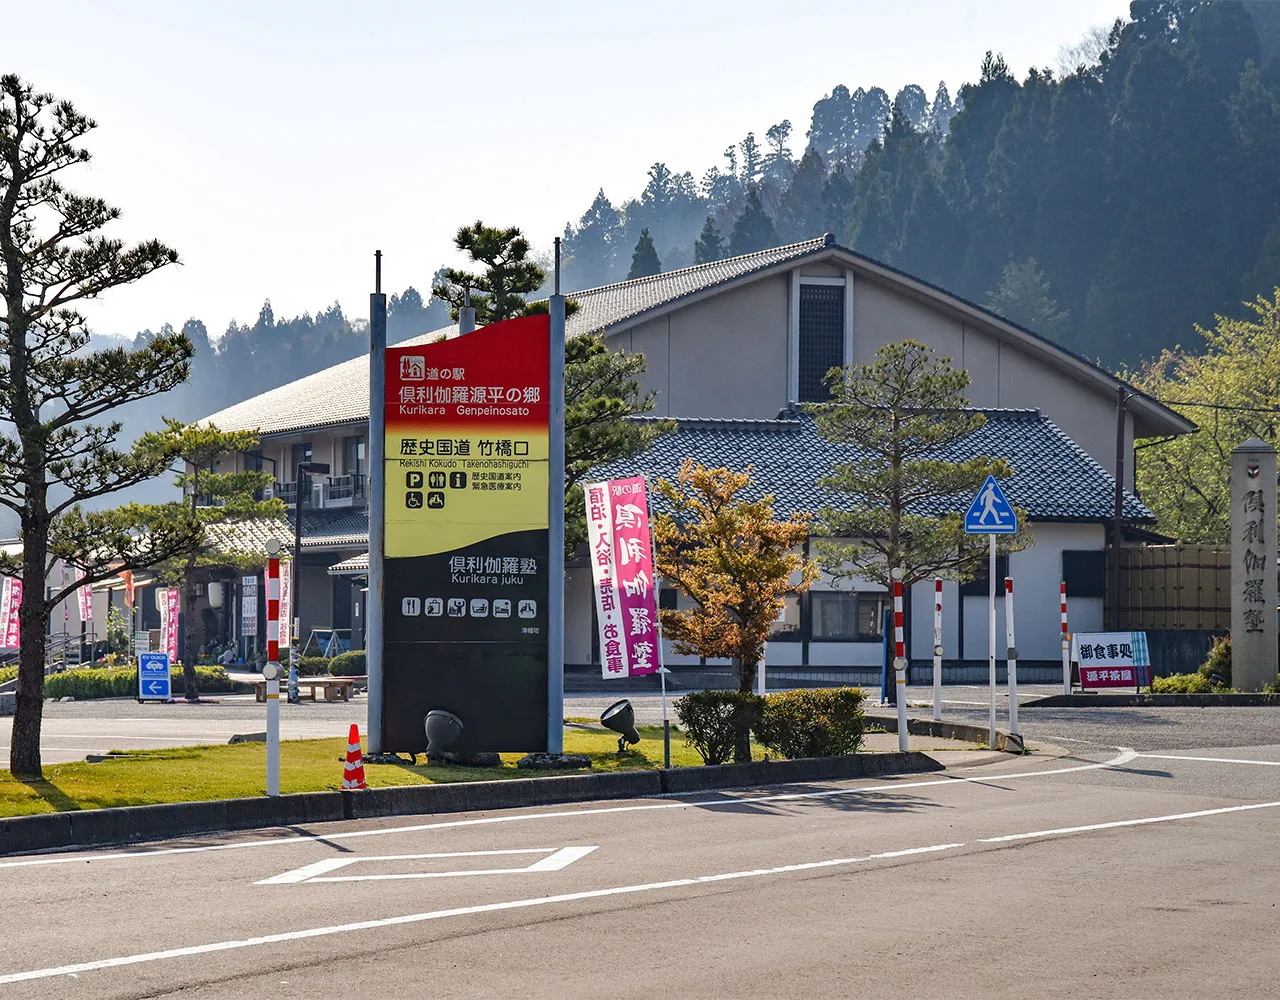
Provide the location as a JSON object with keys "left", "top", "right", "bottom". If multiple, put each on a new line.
{"left": 627, "top": 227, "right": 662, "bottom": 279}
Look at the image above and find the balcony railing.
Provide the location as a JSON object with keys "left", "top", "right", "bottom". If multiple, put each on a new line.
{"left": 324, "top": 473, "right": 366, "bottom": 506}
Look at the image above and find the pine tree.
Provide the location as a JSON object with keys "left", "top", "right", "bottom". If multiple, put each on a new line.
{"left": 0, "top": 75, "right": 208, "bottom": 777}
{"left": 693, "top": 216, "right": 726, "bottom": 264}
{"left": 627, "top": 227, "right": 662, "bottom": 279}
{"left": 777, "top": 149, "right": 827, "bottom": 240}
{"left": 728, "top": 185, "right": 780, "bottom": 255}
{"left": 431, "top": 222, "right": 545, "bottom": 324}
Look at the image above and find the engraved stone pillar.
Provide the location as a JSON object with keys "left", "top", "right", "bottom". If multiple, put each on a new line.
{"left": 1231, "top": 438, "right": 1277, "bottom": 691}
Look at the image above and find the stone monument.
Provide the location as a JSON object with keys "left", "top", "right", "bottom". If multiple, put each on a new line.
{"left": 1230, "top": 438, "right": 1277, "bottom": 691}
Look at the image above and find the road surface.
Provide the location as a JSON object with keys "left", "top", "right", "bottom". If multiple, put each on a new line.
{"left": 3, "top": 713, "right": 1277, "bottom": 998}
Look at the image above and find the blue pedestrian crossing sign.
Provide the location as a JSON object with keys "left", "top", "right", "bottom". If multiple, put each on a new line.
{"left": 964, "top": 475, "right": 1018, "bottom": 534}
{"left": 137, "top": 652, "right": 172, "bottom": 701}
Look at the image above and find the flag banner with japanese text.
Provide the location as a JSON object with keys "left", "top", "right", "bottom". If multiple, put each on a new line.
{"left": 75, "top": 569, "right": 92, "bottom": 624}
{"left": 382, "top": 314, "right": 550, "bottom": 753}
{"left": 161, "top": 587, "right": 181, "bottom": 661}
{"left": 277, "top": 560, "right": 292, "bottom": 648}
{"left": 0, "top": 577, "right": 21, "bottom": 648}
{"left": 1072, "top": 631, "right": 1150, "bottom": 689}
{"left": 585, "top": 477, "right": 660, "bottom": 679}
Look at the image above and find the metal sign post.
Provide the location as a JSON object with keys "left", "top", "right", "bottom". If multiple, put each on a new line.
{"left": 1060, "top": 580, "right": 1071, "bottom": 695}
{"left": 891, "top": 567, "right": 907, "bottom": 753}
{"left": 963, "top": 475, "right": 1018, "bottom": 750}
{"left": 932, "top": 578, "right": 943, "bottom": 722}
{"left": 548, "top": 240, "right": 566, "bottom": 755}
{"left": 367, "top": 252, "right": 386, "bottom": 754}
{"left": 1004, "top": 577, "right": 1019, "bottom": 736}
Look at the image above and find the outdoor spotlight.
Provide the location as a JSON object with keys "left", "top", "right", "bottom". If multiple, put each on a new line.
{"left": 424, "top": 709, "right": 464, "bottom": 753}
{"left": 600, "top": 699, "right": 640, "bottom": 753}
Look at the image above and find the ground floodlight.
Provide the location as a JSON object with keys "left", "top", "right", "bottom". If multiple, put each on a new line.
{"left": 425, "top": 709, "right": 464, "bottom": 753}
{"left": 600, "top": 699, "right": 640, "bottom": 753}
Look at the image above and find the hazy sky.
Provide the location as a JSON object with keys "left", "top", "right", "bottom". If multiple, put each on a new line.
{"left": 4, "top": 0, "right": 1131, "bottom": 340}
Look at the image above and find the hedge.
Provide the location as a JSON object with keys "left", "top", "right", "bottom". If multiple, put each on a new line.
{"left": 674, "top": 690, "right": 764, "bottom": 765}
{"left": 328, "top": 650, "right": 366, "bottom": 676}
{"left": 754, "top": 687, "right": 866, "bottom": 759}
{"left": 295, "top": 657, "right": 331, "bottom": 676}
{"left": 43, "top": 665, "right": 236, "bottom": 700}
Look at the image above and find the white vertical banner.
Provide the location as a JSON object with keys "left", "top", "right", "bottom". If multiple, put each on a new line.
{"left": 278, "top": 560, "right": 291, "bottom": 648}
{"left": 241, "top": 575, "right": 259, "bottom": 637}
{"left": 585, "top": 481, "right": 627, "bottom": 678}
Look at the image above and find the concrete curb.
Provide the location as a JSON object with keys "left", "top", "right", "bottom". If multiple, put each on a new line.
{"left": 2, "top": 752, "right": 941, "bottom": 857}
{"left": 864, "top": 713, "right": 1018, "bottom": 752}
{"left": 1023, "top": 692, "right": 1280, "bottom": 708}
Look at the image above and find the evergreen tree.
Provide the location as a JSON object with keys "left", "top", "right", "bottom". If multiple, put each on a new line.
{"left": 0, "top": 75, "right": 208, "bottom": 777}
{"left": 985, "top": 257, "right": 1069, "bottom": 339}
{"left": 693, "top": 216, "right": 727, "bottom": 264}
{"left": 431, "top": 221, "right": 545, "bottom": 324}
{"left": 627, "top": 227, "right": 662, "bottom": 279}
{"left": 728, "top": 185, "right": 780, "bottom": 255}
{"left": 776, "top": 149, "right": 828, "bottom": 240}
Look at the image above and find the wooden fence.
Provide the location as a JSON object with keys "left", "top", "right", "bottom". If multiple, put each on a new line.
{"left": 1117, "top": 544, "right": 1230, "bottom": 631}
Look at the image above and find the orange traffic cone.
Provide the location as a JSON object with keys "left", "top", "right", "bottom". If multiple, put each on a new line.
{"left": 342, "top": 723, "right": 366, "bottom": 790}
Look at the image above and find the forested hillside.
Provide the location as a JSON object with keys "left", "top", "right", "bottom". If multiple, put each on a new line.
{"left": 560, "top": 0, "right": 1280, "bottom": 368}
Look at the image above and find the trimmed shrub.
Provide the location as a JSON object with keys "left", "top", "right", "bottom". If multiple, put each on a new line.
{"left": 754, "top": 687, "right": 866, "bottom": 759}
{"left": 1152, "top": 672, "right": 1215, "bottom": 694}
{"left": 44, "top": 665, "right": 235, "bottom": 699}
{"left": 674, "top": 690, "right": 764, "bottom": 765}
{"left": 328, "top": 650, "right": 366, "bottom": 676}
{"left": 295, "top": 656, "right": 330, "bottom": 676}
{"left": 1197, "top": 635, "right": 1231, "bottom": 688}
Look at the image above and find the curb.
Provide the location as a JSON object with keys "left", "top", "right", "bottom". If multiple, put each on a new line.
{"left": 864, "top": 713, "right": 1017, "bottom": 752}
{"left": 2, "top": 752, "right": 941, "bottom": 857}
{"left": 1023, "top": 692, "right": 1280, "bottom": 708}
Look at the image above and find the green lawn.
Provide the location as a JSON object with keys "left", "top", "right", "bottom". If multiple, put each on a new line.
{"left": 1, "top": 724, "right": 711, "bottom": 818}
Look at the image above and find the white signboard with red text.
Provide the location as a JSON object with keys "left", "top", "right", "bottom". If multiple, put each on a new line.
{"left": 585, "top": 477, "right": 660, "bottom": 679}
{"left": 1072, "top": 631, "right": 1151, "bottom": 689}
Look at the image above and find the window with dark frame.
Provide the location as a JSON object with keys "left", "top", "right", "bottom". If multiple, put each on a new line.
{"left": 770, "top": 594, "right": 802, "bottom": 639}
{"left": 810, "top": 590, "right": 886, "bottom": 641}
{"left": 798, "top": 283, "right": 845, "bottom": 403}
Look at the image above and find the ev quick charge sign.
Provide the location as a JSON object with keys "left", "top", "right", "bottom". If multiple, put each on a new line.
{"left": 137, "top": 652, "right": 172, "bottom": 701}
{"left": 382, "top": 314, "right": 550, "bottom": 754}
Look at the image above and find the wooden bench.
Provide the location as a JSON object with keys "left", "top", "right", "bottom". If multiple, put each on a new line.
{"left": 250, "top": 675, "right": 363, "bottom": 703}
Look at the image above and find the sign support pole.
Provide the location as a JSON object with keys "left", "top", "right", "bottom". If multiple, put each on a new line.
{"left": 1060, "top": 580, "right": 1070, "bottom": 695}
{"left": 988, "top": 533, "right": 996, "bottom": 750}
{"left": 547, "top": 240, "right": 566, "bottom": 754}
{"left": 1005, "top": 576, "right": 1018, "bottom": 736}
{"left": 368, "top": 251, "right": 387, "bottom": 755}
{"left": 265, "top": 539, "right": 282, "bottom": 797}
{"left": 891, "top": 567, "right": 907, "bottom": 753}
{"left": 932, "top": 578, "right": 942, "bottom": 722}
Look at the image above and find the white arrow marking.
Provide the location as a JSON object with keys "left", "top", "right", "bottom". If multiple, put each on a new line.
{"left": 256, "top": 846, "right": 598, "bottom": 885}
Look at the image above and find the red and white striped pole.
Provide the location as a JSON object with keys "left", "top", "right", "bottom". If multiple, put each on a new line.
{"left": 1004, "top": 577, "right": 1019, "bottom": 736}
{"left": 932, "top": 578, "right": 943, "bottom": 722}
{"left": 264, "top": 539, "right": 282, "bottom": 797}
{"left": 1060, "top": 580, "right": 1071, "bottom": 695}
{"left": 891, "top": 567, "right": 908, "bottom": 752}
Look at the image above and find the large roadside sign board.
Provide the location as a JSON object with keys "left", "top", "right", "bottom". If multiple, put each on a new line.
{"left": 137, "top": 651, "right": 171, "bottom": 701}
{"left": 381, "top": 315, "right": 550, "bottom": 753}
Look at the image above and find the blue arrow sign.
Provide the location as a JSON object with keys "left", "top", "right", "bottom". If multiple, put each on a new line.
{"left": 964, "top": 475, "right": 1018, "bottom": 534}
{"left": 137, "top": 652, "right": 172, "bottom": 701}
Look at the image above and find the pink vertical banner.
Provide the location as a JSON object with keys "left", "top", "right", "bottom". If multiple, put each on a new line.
{"left": 608, "top": 477, "right": 660, "bottom": 676}
{"left": 3, "top": 578, "right": 22, "bottom": 648}
{"left": 164, "top": 588, "right": 181, "bottom": 661}
{"left": 585, "top": 481, "right": 627, "bottom": 677}
{"left": 76, "top": 570, "right": 93, "bottom": 623}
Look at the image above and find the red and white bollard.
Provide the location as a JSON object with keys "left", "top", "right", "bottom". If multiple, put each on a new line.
{"left": 1060, "top": 580, "right": 1071, "bottom": 696}
{"left": 892, "top": 567, "right": 908, "bottom": 752}
{"left": 265, "top": 539, "right": 282, "bottom": 797}
{"left": 1004, "top": 577, "right": 1019, "bottom": 736}
{"left": 932, "top": 578, "right": 943, "bottom": 722}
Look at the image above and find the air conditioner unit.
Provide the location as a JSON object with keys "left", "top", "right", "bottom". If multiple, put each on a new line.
{"left": 311, "top": 482, "right": 325, "bottom": 508}
{"left": 262, "top": 484, "right": 275, "bottom": 501}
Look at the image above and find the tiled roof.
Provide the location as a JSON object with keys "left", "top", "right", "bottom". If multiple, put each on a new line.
{"left": 204, "top": 509, "right": 369, "bottom": 558}
{"left": 589, "top": 410, "right": 1153, "bottom": 523}
{"left": 327, "top": 552, "right": 369, "bottom": 575}
{"left": 198, "top": 238, "right": 834, "bottom": 436}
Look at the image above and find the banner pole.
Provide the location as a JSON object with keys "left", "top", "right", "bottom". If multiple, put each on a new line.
{"left": 650, "top": 518, "right": 670, "bottom": 769}
{"left": 547, "top": 239, "right": 566, "bottom": 754}
{"left": 367, "top": 251, "right": 387, "bottom": 755}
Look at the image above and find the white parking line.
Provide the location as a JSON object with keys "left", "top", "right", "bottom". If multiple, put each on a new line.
{"left": 4, "top": 788, "right": 1277, "bottom": 986}
{"left": 1137, "top": 753, "right": 1280, "bottom": 767}
{"left": 979, "top": 799, "right": 1280, "bottom": 843}
{"left": 0, "top": 749, "right": 1138, "bottom": 870}
{"left": 256, "top": 847, "right": 598, "bottom": 885}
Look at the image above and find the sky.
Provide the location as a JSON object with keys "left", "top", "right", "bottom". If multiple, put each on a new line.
{"left": 3, "top": 0, "right": 1132, "bottom": 341}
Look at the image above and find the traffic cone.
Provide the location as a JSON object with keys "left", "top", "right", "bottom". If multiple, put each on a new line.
{"left": 342, "top": 723, "right": 366, "bottom": 790}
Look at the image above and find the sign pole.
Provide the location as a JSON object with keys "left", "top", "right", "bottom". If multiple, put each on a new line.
{"left": 1060, "top": 580, "right": 1070, "bottom": 695}
{"left": 367, "top": 251, "right": 386, "bottom": 754}
{"left": 988, "top": 533, "right": 996, "bottom": 750}
{"left": 1005, "top": 576, "right": 1018, "bottom": 737}
{"left": 891, "top": 567, "right": 907, "bottom": 753}
{"left": 264, "top": 539, "right": 282, "bottom": 797}
{"left": 547, "top": 239, "right": 566, "bottom": 754}
{"left": 932, "top": 578, "right": 942, "bottom": 722}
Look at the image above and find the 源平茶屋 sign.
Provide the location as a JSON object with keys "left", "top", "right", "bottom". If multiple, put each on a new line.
{"left": 382, "top": 315, "right": 550, "bottom": 752}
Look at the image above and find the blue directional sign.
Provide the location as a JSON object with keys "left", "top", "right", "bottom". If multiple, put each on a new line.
{"left": 137, "top": 652, "right": 172, "bottom": 701}
{"left": 964, "top": 475, "right": 1018, "bottom": 534}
